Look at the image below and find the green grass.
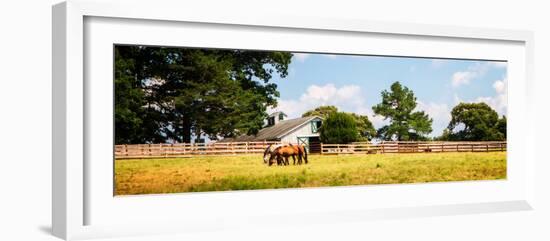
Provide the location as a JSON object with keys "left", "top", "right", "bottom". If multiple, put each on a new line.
{"left": 114, "top": 152, "right": 506, "bottom": 195}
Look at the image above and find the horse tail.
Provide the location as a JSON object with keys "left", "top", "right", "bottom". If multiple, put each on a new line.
{"left": 303, "top": 144, "right": 308, "bottom": 164}
{"left": 291, "top": 143, "right": 301, "bottom": 164}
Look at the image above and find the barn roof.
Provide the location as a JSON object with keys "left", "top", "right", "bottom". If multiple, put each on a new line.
{"left": 221, "top": 116, "right": 321, "bottom": 142}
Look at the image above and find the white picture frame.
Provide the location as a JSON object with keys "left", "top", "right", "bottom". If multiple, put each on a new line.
{"left": 52, "top": 0, "right": 535, "bottom": 240}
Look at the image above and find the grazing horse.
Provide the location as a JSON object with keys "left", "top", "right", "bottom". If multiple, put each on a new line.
{"left": 263, "top": 143, "right": 308, "bottom": 166}
{"left": 263, "top": 143, "right": 286, "bottom": 166}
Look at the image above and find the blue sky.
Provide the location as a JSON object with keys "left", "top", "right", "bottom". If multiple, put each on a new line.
{"left": 268, "top": 53, "right": 508, "bottom": 137}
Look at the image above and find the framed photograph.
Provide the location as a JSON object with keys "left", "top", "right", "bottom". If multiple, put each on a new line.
{"left": 53, "top": 0, "right": 535, "bottom": 240}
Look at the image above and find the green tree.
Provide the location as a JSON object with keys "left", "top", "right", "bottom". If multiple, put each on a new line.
{"left": 114, "top": 46, "right": 292, "bottom": 144}
{"left": 302, "top": 105, "right": 338, "bottom": 119}
{"left": 372, "top": 81, "right": 433, "bottom": 141}
{"left": 445, "top": 102, "right": 506, "bottom": 141}
{"left": 319, "top": 112, "right": 359, "bottom": 144}
{"left": 302, "top": 106, "right": 376, "bottom": 140}
{"left": 434, "top": 129, "right": 452, "bottom": 141}
{"left": 115, "top": 46, "right": 163, "bottom": 144}
{"left": 350, "top": 113, "right": 376, "bottom": 141}
{"left": 495, "top": 115, "right": 507, "bottom": 139}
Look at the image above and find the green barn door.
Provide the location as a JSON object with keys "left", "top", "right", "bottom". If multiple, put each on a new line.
{"left": 297, "top": 137, "right": 309, "bottom": 151}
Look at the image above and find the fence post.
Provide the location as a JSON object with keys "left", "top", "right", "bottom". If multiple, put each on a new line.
{"left": 486, "top": 143, "right": 489, "bottom": 152}
{"left": 321, "top": 143, "right": 324, "bottom": 155}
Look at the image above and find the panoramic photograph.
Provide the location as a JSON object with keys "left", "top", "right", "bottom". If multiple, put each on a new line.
{"left": 114, "top": 45, "right": 507, "bottom": 195}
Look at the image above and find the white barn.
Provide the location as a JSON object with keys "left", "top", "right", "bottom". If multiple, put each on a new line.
{"left": 222, "top": 112, "right": 323, "bottom": 153}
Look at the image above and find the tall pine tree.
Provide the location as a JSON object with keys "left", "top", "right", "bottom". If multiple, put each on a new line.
{"left": 372, "top": 81, "right": 433, "bottom": 141}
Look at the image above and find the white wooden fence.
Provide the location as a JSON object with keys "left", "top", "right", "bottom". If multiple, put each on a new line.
{"left": 320, "top": 141, "right": 506, "bottom": 155}
{"left": 115, "top": 141, "right": 506, "bottom": 159}
{"left": 115, "top": 141, "right": 280, "bottom": 159}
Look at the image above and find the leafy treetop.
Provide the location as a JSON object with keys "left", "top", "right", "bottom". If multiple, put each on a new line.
{"left": 319, "top": 112, "right": 359, "bottom": 144}
{"left": 441, "top": 102, "right": 506, "bottom": 141}
{"left": 372, "top": 81, "right": 433, "bottom": 141}
{"left": 303, "top": 106, "right": 376, "bottom": 140}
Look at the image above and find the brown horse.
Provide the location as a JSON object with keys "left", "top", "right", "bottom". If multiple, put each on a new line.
{"left": 264, "top": 143, "right": 308, "bottom": 166}
{"left": 263, "top": 143, "right": 286, "bottom": 166}
{"left": 295, "top": 144, "right": 308, "bottom": 165}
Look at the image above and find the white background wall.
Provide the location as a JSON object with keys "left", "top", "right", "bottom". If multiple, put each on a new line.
{"left": 0, "top": 0, "right": 548, "bottom": 240}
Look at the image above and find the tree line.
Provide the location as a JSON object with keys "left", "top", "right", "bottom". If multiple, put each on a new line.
{"left": 311, "top": 81, "right": 507, "bottom": 144}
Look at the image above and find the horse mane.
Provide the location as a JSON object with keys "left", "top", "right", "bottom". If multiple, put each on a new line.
{"left": 272, "top": 143, "right": 285, "bottom": 150}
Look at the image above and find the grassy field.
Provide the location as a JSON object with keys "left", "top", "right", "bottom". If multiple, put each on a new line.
{"left": 114, "top": 152, "right": 506, "bottom": 195}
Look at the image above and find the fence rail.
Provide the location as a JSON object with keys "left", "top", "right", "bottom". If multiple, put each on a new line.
{"left": 320, "top": 141, "right": 506, "bottom": 155}
{"left": 115, "top": 141, "right": 280, "bottom": 159}
{"left": 115, "top": 141, "right": 507, "bottom": 159}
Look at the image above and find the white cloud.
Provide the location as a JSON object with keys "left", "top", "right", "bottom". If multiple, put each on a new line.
{"left": 452, "top": 71, "right": 476, "bottom": 87}
{"left": 303, "top": 84, "right": 364, "bottom": 107}
{"left": 272, "top": 84, "right": 361, "bottom": 116}
{"left": 450, "top": 62, "right": 504, "bottom": 88}
{"left": 415, "top": 101, "right": 451, "bottom": 137}
{"left": 270, "top": 83, "right": 388, "bottom": 128}
{"left": 476, "top": 77, "right": 508, "bottom": 115}
{"left": 493, "top": 79, "right": 506, "bottom": 94}
{"left": 293, "top": 53, "right": 310, "bottom": 62}
{"left": 453, "top": 77, "right": 508, "bottom": 116}
{"left": 355, "top": 106, "right": 389, "bottom": 128}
